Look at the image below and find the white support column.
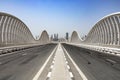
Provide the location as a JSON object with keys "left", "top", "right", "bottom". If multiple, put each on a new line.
{"left": 96, "top": 24, "right": 100, "bottom": 44}
{"left": 94, "top": 27, "right": 98, "bottom": 43}
{"left": 0, "top": 16, "right": 4, "bottom": 46}
{"left": 110, "top": 17, "right": 116, "bottom": 45}
{"left": 100, "top": 22, "right": 104, "bottom": 44}
{"left": 2, "top": 16, "right": 9, "bottom": 45}
{"left": 24, "top": 27, "right": 27, "bottom": 43}
{"left": 10, "top": 19, "right": 16, "bottom": 44}
{"left": 104, "top": 19, "right": 109, "bottom": 45}
{"left": 113, "top": 16, "right": 119, "bottom": 45}
{"left": 1, "top": 16, "right": 7, "bottom": 45}
{"left": 16, "top": 21, "right": 21, "bottom": 44}
{"left": 107, "top": 18, "right": 113, "bottom": 45}
{"left": 23, "top": 25, "right": 26, "bottom": 42}
{"left": 101, "top": 21, "right": 106, "bottom": 44}
{"left": 99, "top": 23, "right": 102, "bottom": 44}
{"left": 12, "top": 20, "right": 16, "bottom": 44}
{"left": 8, "top": 18, "right": 13, "bottom": 45}
{"left": 106, "top": 18, "right": 111, "bottom": 45}
{"left": 89, "top": 30, "right": 92, "bottom": 43}
{"left": 20, "top": 23, "right": 23, "bottom": 43}
{"left": 92, "top": 27, "right": 96, "bottom": 43}
{"left": 5, "top": 17, "right": 11, "bottom": 45}
{"left": 94, "top": 26, "right": 98, "bottom": 43}
{"left": 91, "top": 28, "right": 94, "bottom": 43}
{"left": 115, "top": 15, "right": 120, "bottom": 45}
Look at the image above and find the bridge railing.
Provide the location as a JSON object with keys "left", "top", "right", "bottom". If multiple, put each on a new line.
{"left": 66, "top": 42, "right": 120, "bottom": 56}
{"left": 0, "top": 43, "right": 46, "bottom": 55}
{"left": 70, "top": 12, "right": 120, "bottom": 48}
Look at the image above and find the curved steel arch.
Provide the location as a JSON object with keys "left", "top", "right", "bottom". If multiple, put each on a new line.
{"left": 0, "top": 12, "right": 35, "bottom": 46}
{"left": 39, "top": 30, "right": 49, "bottom": 44}
{"left": 84, "top": 12, "right": 120, "bottom": 45}
{"left": 70, "top": 31, "right": 82, "bottom": 43}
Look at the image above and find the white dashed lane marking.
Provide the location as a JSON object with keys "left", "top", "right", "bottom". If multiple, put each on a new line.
{"left": 67, "top": 65, "right": 70, "bottom": 70}
{"left": 46, "top": 44, "right": 74, "bottom": 80}
{"left": 66, "top": 61, "right": 68, "bottom": 64}
{"left": 63, "top": 52, "right": 74, "bottom": 80}
{"left": 47, "top": 72, "right": 51, "bottom": 78}
{"left": 52, "top": 61, "right": 55, "bottom": 64}
{"left": 32, "top": 45, "right": 57, "bottom": 80}
{"left": 46, "top": 55, "right": 56, "bottom": 80}
{"left": 69, "top": 72, "right": 74, "bottom": 78}
{"left": 50, "top": 65, "right": 54, "bottom": 69}
{"left": 63, "top": 47, "right": 88, "bottom": 80}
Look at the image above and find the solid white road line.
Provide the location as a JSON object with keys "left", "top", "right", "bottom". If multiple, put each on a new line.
{"left": 32, "top": 46, "right": 57, "bottom": 80}
{"left": 63, "top": 47, "right": 88, "bottom": 80}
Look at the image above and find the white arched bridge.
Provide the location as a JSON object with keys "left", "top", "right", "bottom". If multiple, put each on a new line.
{"left": 0, "top": 12, "right": 120, "bottom": 80}
{"left": 70, "top": 12, "right": 120, "bottom": 46}
{"left": 0, "top": 12, "right": 50, "bottom": 47}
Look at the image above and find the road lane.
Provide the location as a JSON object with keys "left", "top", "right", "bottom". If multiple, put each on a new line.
{"left": 62, "top": 43, "right": 120, "bottom": 80}
{"left": 0, "top": 43, "right": 57, "bottom": 80}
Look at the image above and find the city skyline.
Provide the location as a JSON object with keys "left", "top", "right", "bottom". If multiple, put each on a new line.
{"left": 0, "top": 0, "right": 120, "bottom": 38}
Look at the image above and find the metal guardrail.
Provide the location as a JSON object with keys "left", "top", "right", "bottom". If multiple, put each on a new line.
{"left": 0, "top": 44, "right": 44, "bottom": 55}
{"left": 0, "top": 47, "right": 24, "bottom": 55}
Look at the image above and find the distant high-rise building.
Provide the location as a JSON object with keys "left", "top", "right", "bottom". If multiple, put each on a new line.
{"left": 50, "top": 35, "right": 53, "bottom": 41}
{"left": 53, "top": 33, "right": 59, "bottom": 41}
{"left": 56, "top": 34, "right": 58, "bottom": 41}
{"left": 66, "top": 32, "right": 69, "bottom": 40}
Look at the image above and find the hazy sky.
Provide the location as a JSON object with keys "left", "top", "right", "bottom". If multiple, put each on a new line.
{"left": 0, "top": 0, "right": 120, "bottom": 38}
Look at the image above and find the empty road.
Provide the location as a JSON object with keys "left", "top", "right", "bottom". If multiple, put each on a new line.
{"left": 1, "top": 43, "right": 120, "bottom": 80}
{"left": 62, "top": 43, "right": 120, "bottom": 80}
{"left": 0, "top": 43, "right": 57, "bottom": 80}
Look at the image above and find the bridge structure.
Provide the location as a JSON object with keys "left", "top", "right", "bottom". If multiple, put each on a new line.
{"left": 70, "top": 31, "right": 82, "bottom": 43}
{"left": 83, "top": 12, "right": 120, "bottom": 45}
{"left": 0, "top": 12, "right": 120, "bottom": 80}
{"left": 38, "top": 30, "right": 49, "bottom": 44}
{"left": 0, "top": 12, "right": 50, "bottom": 47}
{"left": 70, "top": 12, "right": 120, "bottom": 55}
{"left": 70, "top": 12, "right": 120, "bottom": 46}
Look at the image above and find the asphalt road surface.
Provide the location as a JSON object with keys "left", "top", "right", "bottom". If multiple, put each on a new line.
{"left": 62, "top": 43, "right": 120, "bottom": 80}
{"left": 0, "top": 43, "right": 57, "bottom": 80}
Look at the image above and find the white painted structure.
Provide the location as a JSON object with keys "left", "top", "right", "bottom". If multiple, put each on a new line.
{"left": 71, "top": 12, "right": 120, "bottom": 46}
{"left": 39, "top": 30, "right": 49, "bottom": 44}
{"left": 0, "top": 12, "right": 50, "bottom": 47}
{"left": 84, "top": 12, "right": 120, "bottom": 45}
{"left": 0, "top": 12, "right": 35, "bottom": 46}
{"left": 70, "top": 31, "right": 82, "bottom": 43}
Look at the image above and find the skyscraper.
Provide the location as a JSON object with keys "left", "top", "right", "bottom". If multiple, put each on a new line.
{"left": 66, "top": 32, "right": 69, "bottom": 40}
